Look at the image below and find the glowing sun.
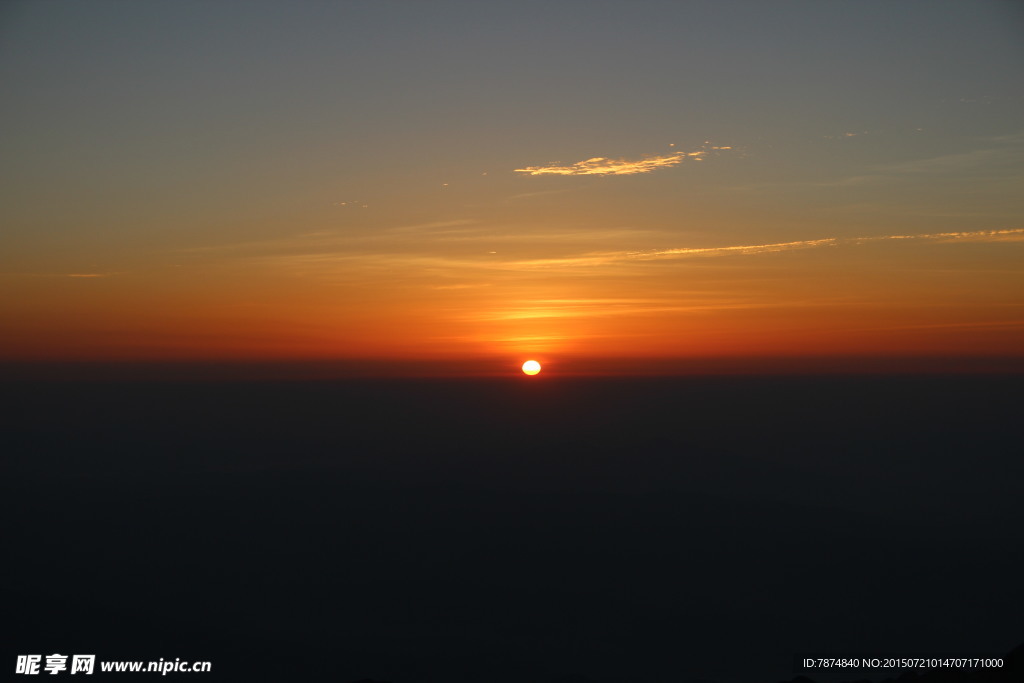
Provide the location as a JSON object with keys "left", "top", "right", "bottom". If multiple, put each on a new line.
{"left": 521, "top": 360, "right": 542, "bottom": 376}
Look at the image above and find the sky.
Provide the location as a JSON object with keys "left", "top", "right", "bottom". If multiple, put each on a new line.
{"left": 2, "top": 0, "right": 1023, "bottom": 376}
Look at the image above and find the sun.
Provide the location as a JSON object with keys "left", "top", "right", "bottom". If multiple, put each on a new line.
{"left": 521, "top": 360, "right": 542, "bottom": 376}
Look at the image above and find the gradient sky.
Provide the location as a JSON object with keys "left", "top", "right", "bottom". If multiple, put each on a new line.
{"left": 2, "top": 0, "right": 1023, "bottom": 374}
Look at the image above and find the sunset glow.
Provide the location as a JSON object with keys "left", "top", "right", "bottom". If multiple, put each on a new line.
{"left": 1, "top": 2, "right": 1022, "bottom": 378}
{"left": 6, "top": 4, "right": 1023, "bottom": 682}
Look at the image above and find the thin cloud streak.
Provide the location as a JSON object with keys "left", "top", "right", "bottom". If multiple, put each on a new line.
{"left": 467, "top": 300, "right": 800, "bottom": 322}
{"left": 515, "top": 145, "right": 732, "bottom": 176}
{"left": 180, "top": 220, "right": 481, "bottom": 254}
{"left": 819, "top": 132, "right": 1024, "bottom": 187}
{"left": 181, "top": 223, "right": 656, "bottom": 258}
{"left": 197, "top": 227, "right": 1023, "bottom": 286}
{"left": 641, "top": 228, "right": 1024, "bottom": 258}
{"left": 0, "top": 272, "right": 115, "bottom": 279}
{"left": 506, "top": 228, "right": 1024, "bottom": 270}
{"left": 864, "top": 319, "right": 1024, "bottom": 332}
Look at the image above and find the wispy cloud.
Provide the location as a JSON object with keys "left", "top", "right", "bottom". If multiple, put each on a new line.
{"left": 502, "top": 228, "right": 1024, "bottom": 270}
{"left": 382, "top": 219, "right": 479, "bottom": 234}
{"left": 430, "top": 282, "right": 493, "bottom": 290}
{"left": 631, "top": 238, "right": 838, "bottom": 260}
{"left": 823, "top": 131, "right": 869, "bottom": 139}
{"left": 821, "top": 131, "right": 1024, "bottom": 187}
{"left": 180, "top": 223, "right": 1023, "bottom": 288}
{"left": 638, "top": 228, "right": 1024, "bottom": 259}
{"left": 503, "top": 188, "right": 575, "bottom": 201}
{"left": 864, "top": 319, "right": 1024, "bottom": 332}
{"left": 181, "top": 223, "right": 661, "bottom": 260}
{"left": 515, "top": 144, "right": 732, "bottom": 176}
{"left": 464, "top": 297, "right": 788, "bottom": 322}
{"left": 875, "top": 148, "right": 1004, "bottom": 176}
{"left": 0, "top": 272, "right": 116, "bottom": 279}
{"left": 180, "top": 220, "right": 481, "bottom": 255}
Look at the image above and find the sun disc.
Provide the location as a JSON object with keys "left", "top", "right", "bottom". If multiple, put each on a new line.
{"left": 521, "top": 360, "right": 541, "bottom": 376}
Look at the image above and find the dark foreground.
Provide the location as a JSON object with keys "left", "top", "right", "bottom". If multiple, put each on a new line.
{"left": 3, "top": 375, "right": 1023, "bottom": 682}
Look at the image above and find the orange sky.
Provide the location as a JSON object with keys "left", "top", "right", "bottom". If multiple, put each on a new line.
{"left": 2, "top": 3, "right": 1023, "bottom": 377}
{"left": 5, "top": 224, "right": 1022, "bottom": 376}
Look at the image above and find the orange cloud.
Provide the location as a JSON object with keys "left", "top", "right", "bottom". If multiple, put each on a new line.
{"left": 515, "top": 144, "right": 732, "bottom": 176}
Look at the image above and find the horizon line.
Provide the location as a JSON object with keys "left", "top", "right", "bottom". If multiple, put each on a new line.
{"left": 3, "top": 355, "right": 1023, "bottom": 381}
